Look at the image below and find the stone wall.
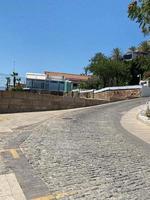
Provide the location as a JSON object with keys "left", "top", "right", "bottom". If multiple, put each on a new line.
{"left": 0, "top": 91, "right": 107, "bottom": 114}
{"left": 94, "top": 89, "right": 141, "bottom": 101}
{"left": 79, "top": 92, "right": 94, "bottom": 99}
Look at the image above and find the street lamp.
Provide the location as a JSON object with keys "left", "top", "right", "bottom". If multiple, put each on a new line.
{"left": 137, "top": 74, "right": 141, "bottom": 84}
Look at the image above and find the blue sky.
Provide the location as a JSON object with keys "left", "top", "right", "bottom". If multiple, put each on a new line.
{"left": 0, "top": 0, "right": 149, "bottom": 76}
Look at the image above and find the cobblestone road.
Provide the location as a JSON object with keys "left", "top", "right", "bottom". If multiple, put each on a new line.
{"left": 1, "top": 98, "right": 150, "bottom": 199}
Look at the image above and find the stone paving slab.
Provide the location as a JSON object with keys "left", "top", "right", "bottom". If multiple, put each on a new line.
{"left": 0, "top": 173, "right": 26, "bottom": 200}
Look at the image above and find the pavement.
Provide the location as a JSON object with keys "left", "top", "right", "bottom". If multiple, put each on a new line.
{"left": 0, "top": 98, "right": 150, "bottom": 199}
{"left": 0, "top": 173, "right": 26, "bottom": 200}
{"left": 121, "top": 104, "right": 150, "bottom": 144}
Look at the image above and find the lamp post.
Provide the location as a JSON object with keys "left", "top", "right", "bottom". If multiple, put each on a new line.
{"left": 137, "top": 74, "right": 141, "bottom": 84}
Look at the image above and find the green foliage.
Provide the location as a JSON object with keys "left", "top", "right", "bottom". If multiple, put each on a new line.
{"left": 128, "top": 0, "right": 150, "bottom": 35}
{"left": 112, "top": 48, "right": 122, "bottom": 61}
{"left": 11, "top": 71, "right": 19, "bottom": 88}
{"left": 6, "top": 77, "right": 11, "bottom": 90}
{"left": 138, "top": 41, "right": 150, "bottom": 52}
{"left": 144, "top": 70, "right": 150, "bottom": 79}
{"left": 128, "top": 56, "right": 150, "bottom": 84}
{"left": 83, "top": 40, "right": 150, "bottom": 89}
{"left": 11, "top": 87, "right": 23, "bottom": 92}
{"left": 80, "top": 76, "right": 101, "bottom": 90}
{"left": 85, "top": 52, "right": 130, "bottom": 89}
{"left": 128, "top": 46, "right": 137, "bottom": 52}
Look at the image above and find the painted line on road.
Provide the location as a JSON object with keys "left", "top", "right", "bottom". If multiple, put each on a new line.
{"left": 32, "top": 191, "right": 77, "bottom": 200}
{"left": 0, "top": 148, "right": 20, "bottom": 159}
{"left": 32, "top": 194, "right": 55, "bottom": 200}
{"left": 9, "top": 149, "right": 20, "bottom": 159}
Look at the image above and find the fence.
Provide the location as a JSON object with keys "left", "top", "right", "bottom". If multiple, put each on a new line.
{"left": 71, "top": 85, "right": 142, "bottom": 101}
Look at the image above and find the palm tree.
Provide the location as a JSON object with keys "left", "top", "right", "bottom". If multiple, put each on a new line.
{"left": 128, "top": 46, "right": 137, "bottom": 52}
{"left": 84, "top": 67, "right": 88, "bottom": 75}
{"left": 138, "top": 41, "right": 150, "bottom": 52}
{"left": 6, "top": 77, "right": 11, "bottom": 90}
{"left": 112, "top": 48, "right": 122, "bottom": 61}
{"left": 11, "top": 71, "right": 18, "bottom": 88}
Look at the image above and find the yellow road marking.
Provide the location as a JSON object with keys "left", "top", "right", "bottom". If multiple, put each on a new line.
{"left": 55, "top": 191, "right": 76, "bottom": 199}
{"left": 32, "top": 195, "right": 55, "bottom": 200}
{"left": 9, "top": 149, "right": 20, "bottom": 159}
{"left": 0, "top": 148, "right": 20, "bottom": 159}
{"left": 32, "top": 191, "right": 76, "bottom": 200}
{"left": 0, "top": 148, "right": 20, "bottom": 153}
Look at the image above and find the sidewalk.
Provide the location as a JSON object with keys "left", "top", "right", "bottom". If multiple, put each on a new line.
{"left": 0, "top": 110, "right": 70, "bottom": 133}
{"left": 0, "top": 173, "right": 26, "bottom": 200}
{"left": 121, "top": 105, "right": 150, "bottom": 144}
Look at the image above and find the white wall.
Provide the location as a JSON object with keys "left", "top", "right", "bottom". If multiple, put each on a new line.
{"left": 141, "top": 86, "right": 150, "bottom": 97}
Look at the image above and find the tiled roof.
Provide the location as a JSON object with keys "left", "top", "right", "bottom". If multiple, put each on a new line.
{"left": 45, "top": 71, "right": 90, "bottom": 82}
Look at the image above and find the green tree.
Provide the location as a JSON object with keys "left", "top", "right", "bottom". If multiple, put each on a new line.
{"left": 128, "top": 0, "right": 150, "bottom": 35}
{"left": 128, "top": 46, "right": 137, "bottom": 52}
{"left": 112, "top": 48, "right": 122, "bottom": 61}
{"left": 6, "top": 77, "right": 11, "bottom": 91}
{"left": 129, "top": 56, "right": 150, "bottom": 84}
{"left": 138, "top": 40, "right": 150, "bottom": 52}
{"left": 11, "top": 71, "right": 18, "bottom": 88}
{"left": 86, "top": 53, "right": 110, "bottom": 88}
{"left": 80, "top": 76, "right": 100, "bottom": 90}
{"left": 86, "top": 52, "right": 130, "bottom": 89}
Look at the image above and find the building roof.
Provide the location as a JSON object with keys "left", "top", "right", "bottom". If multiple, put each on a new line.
{"left": 26, "top": 72, "right": 68, "bottom": 82}
{"left": 45, "top": 71, "right": 90, "bottom": 82}
{"left": 26, "top": 73, "right": 46, "bottom": 80}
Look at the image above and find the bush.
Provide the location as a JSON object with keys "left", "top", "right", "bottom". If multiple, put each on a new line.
{"left": 11, "top": 87, "right": 23, "bottom": 92}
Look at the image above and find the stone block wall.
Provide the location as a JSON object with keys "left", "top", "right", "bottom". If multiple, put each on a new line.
{"left": 79, "top": 91, "right": 94, "bottom": 99}
{"left": 0, "top": 91, "right": 107, "bottom": 114}
{"left": 94, "top": 89, "right": 141, "bottom": 101}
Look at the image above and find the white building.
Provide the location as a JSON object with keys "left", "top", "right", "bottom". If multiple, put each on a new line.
{"left": 26, "top": 73, "right": 72, "bottom": 93}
